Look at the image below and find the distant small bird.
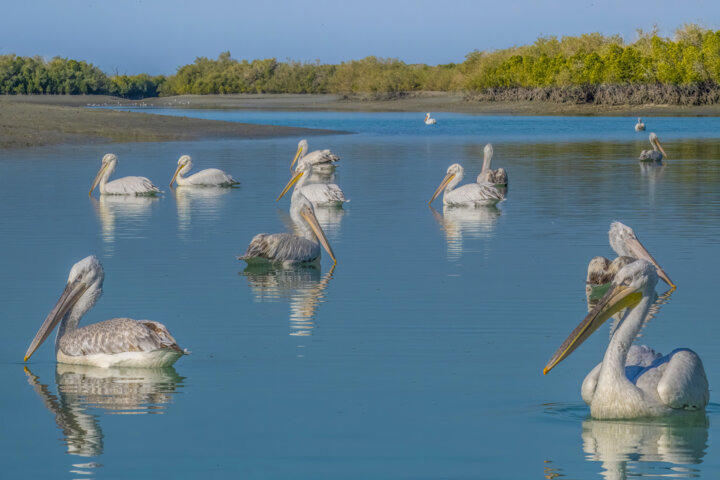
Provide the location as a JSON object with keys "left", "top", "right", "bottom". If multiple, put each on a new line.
{"left": 635, "top": 117, "right": 646, "bottom": 131}
{"left": 424, "top": 113, "right": 437, "bottom": 125}
{"left": 89, "top": 154, "right": 161, "bottom": 196}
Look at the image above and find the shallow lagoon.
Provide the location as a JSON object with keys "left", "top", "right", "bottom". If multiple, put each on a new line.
{"left": 1, "top": 111, "right": 720, "bottom": 479}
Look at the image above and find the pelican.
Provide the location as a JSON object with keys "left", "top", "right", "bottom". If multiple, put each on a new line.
{"left": 635, "top": 117, "right": 646, "bottom": 131}
{"left": 291, "top": 139, "right": 340, "bottom": 170}
{"left": 639, "top": 133, "right": 667, "bottom": 162}
{"left": 278, "top": 160, "right": 347, "bottom": 207}
{"left": 476, "top": 144, "right": 508, "bottom": 187}
{"left": 89, "top": 154, "right": 161, "bottom": 196}
{"left": 429, "top": 163, "right": 504, "bottom": 207}
{"left": 169, "top": 155, "right": 238, "bottom": 187}
{"left": 544, "top": 260, "right": 709, "bottom": 419}
{"left": 424, "top": 113, "right": 437, "bottom": 125}
{"left": 24, "top": 256, "right": 186, "bottom": 368}
{"left": 587, "top": 222, "right": 674, "bottom": 296}
{"left": 238, "top": 193, "right": 337, "bottom": 266}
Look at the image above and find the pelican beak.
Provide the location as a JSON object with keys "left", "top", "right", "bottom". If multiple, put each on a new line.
{"left": 277, "top": 171, "right": 304, "bottom": 201}
{"left": 89, "top": 163, "right": 109, "bottom": 196}
{"left": 429, "top": 173, "right": 455, "bottom": 204}
{"left": 24, "top": 279, "right": 88, "bottom": 362}
{"left": 290, "top": 146, "right": 303, "bottom": 170}
{"left": 300, "top": 206, "right": 337, "bottom": 265}
{"left": 543, "top": 283, "right": 643, "bottom": 374}
{"left": 623, "top": 236, "right": 674, "bottom": 288}
{"left": 654, "top": 138, "right": 668, "bottom": 160}
{"left": 170, "top": 164, "right": 183, "bottom": 187}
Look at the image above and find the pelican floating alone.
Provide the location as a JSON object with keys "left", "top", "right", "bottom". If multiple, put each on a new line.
{"left": 424, "top": 113, "right": 437, "bottom": 125}
{"left": 239, "top": 193, "right": 337, "bottom": 266}
{"left": 89, "top": 154, "right": 161, "bottom": 196}
{"left": 170, "top": 155, "right": 238, "bottom": 187}
{"left": 544, "top": 260, "right": 709, "bottom": 419}
{"left": 278, "top": 160, "right": 347, "bottom": 207}
{"left": 430, "top": 163, "right": 504, "bottom": 207}
{"left": 476, "top": 144, "right": 508, "bottom": 187}
{"left": 639, "top": 133, "right": 667, "bottom": 162}
{"left": 635, "top": 117, "right": 646, "bottom": 131}
{"left": 24, "top": 256, "right": 186, "bottom": 368}
{"left": 291, "top": 139, "right": 340, "bottom": 170}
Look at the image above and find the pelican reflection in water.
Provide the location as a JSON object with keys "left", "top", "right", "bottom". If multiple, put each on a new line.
{"left": 430, "top": 205, "right": 501, "bottom": 260}
{"left": 91, "top": 195, "right": 158, "bottom": 247}
{"left": 172, "top": 186, "right": 231, "bottom": 235}
{"left": 279, "top": 159, "right": 348, "bottom": 208}
{"left": 241, "top": 264, "right": 335, "bottom": 337}
{"left": 25, "top": 365, "right": 183, "bottom": 474}
{"left": 89, "top": 153, "right": 161, "bottom": 196}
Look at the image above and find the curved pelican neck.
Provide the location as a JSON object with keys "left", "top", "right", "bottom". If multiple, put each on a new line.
{"left": 290, "top": 202, "right": 317, "bottom": 241}
{"left": 98, "top": 160, "right": 117, "bottom": 192}
{"left": 599, "top": 294, "right": 653, "bottom": 380}
{"left": 55, "top": 283, "right": 101, "bottom": 353}
{"left": 445, "top": 169, "right": 463, "bottom": 193}
{"left": 481, "top": 151, "right": 493, "bottom": 173}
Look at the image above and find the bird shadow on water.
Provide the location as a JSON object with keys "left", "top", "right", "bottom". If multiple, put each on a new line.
{"left": 24, "top": 365, "right": 184, "bottom": 478}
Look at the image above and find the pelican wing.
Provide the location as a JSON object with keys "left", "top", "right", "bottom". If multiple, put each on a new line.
{"left": 301, "top": 184, "right": 347, "bottom": 206}
{"left": 655, "top": 349, "right": 709, "bottom": 411}
{"left": 104, "top": 176, "right": 161, "bottom": 195}
{"left": 446, "top": 182, "right": 504, "bottom": 206}
{"left": 58, "top": 318, "right": 183, "bottom": 356}
{"left": 302, "top": 149, "right": 340, "bottom": 166}
{"left": 239, "top": 233, "right": 319, "bottom": 263}
{"left": 184, "top": 168, "right": 237, "bottom": 186}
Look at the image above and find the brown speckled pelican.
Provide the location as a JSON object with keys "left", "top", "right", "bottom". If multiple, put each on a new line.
{"left": 476, "top": 144, "right": 508, "bottom": 187}
{"left": 24, "top": 256, "right": 186, "bottom": 368}
{"left": 291, "top": 139, "right": 340, "bottom": 170}
{"left": 639, "top": 133, "right": 667, "bottom": 162}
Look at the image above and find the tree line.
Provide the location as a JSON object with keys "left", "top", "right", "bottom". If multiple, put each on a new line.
{"left": 2, "top": 24, "right": 719, "bottom": 103}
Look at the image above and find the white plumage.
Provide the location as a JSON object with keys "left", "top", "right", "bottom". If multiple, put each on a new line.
{"left": 639, "top": 132, "right": 667, "bottom": 162}
{"left": 170, "top": 155, "right": 238, "bottom": 187}
{"left": 476, "top": 143, "right": 508, "bottom": 187}
{"left": 89, "top": 153, "right": 161, "bottom": 196}
{"left": 424, "top": 113, "right": 437, "bottom": 125}
{"left": 635, "top": 117, "right": 646, "bottom": 131}
{"left": 280, "top": 159, "right": 348, "bottom": 207}
{"left": 430, "top": 163, "right": 504, "bottom": 207}
{"left": 291, "top": 139, "right": 340, "bottom": 169}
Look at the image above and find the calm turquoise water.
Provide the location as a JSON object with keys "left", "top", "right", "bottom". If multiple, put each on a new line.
{"left": 2, "top": 111, "right": 720, "bottom": 479}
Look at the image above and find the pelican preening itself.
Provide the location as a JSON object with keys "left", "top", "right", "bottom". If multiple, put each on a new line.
{"left": 430, "top": 163, "right": 504, "bottom": 207}
{"left": 639, "top": 132, "right": 668, "bottom": 162}
{"left": 544, "top": 260, "right": 709, "bottom": 419}
{"left": 424, "top": 113, "right": 437, "bottom": 125}
{"left": 476, "top": 144, "right": 508, "bottom": 187}
{"left": 239, "top": 193, "right": 337, "bottom": 266}
{"left": 89, "top": 154, "right": 161, "bottom": 196}
{"left": 170, "top": 155, "right": 239, "bottom": 187}
{"left": 291, "top": 139, "right": 340, "bottom": 170}
{"left": 278, "top": 160, "right": 348, "bottom": 207}
{"left": 635, "top": 117, "right": 646, "bottom": 131}
{"left": 24, "top": 256, "right": 186, "bottom": 368}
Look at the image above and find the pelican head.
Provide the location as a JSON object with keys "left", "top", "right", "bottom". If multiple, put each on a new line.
{"left": 170, "top": 155, "right": 193, "bottom": 187}
{"left": 608, "top": 222, "right": 673, "bottom": 287}
{"left": 277, "top": 161, "right": 312, "bottom": 201}
{"left": 293, "top": 194, "right": 337, "bottom": 265}
{"left": 89, "top": 154, "right": 118, "bottom": 195}
{"left": 544, "top": 260, "right": 657, "bottom": 374}
{"left": 429, "top": 163, "right": 463, "bottom": 204}
{"left": 649, "top": 132, "right": 668, "bottom": 159}
{"left": 291, "top": 139, "right": 309, "bottom": 169}
{"left": 24, "top": 256, "right": 105, "bottom": 362}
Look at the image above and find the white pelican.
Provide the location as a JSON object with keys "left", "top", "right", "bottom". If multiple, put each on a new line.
{"left": 89, "top": 153, "right": 161, "bottom": 196}
{"left": 635, "top": 117, "right": 646, "bottom": 131}
{"left": 24, "top": 256, "right": 186, "bottom": 368}
{"left": 429, "top": 163, "right": 504, "bottom": 207}
{"left": 278, "top": 160, "right": 348, "bottom": 207}
{"left": 544, "top": 260, "right": 709, "bottom": 419}
{"left": 587, "top": 222, "right": 674, "bottom": 293}
{"left": 424, "top": 113, "right": 437, "bottom": 125}
{"left": 238, "top": 193, "right": 337, "bottom": 266}
{"left": 291, "top": 139, "right": 340, "bottom": 170}
{"left": 476, "top": 144, "right": 508, "bottom": 187}
{"left": 169, "top": 155, "right": 239, "bottom": 187}
{"left": 639, "top": 133, "right": 667, "bottom": 162}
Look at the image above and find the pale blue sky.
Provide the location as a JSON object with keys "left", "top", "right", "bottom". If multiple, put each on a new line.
{"left": 2, "top": 0, "right": 716, "bottom": 75}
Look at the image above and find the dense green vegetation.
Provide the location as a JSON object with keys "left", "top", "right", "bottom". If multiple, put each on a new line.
{"left": 2, "top": 24, "right": 720, "bottom": 103}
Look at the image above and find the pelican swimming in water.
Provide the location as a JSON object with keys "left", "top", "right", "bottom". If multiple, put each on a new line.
{"left": 278, "top": 160, "right": 348, "bottom": 207}
{"left": 587, "top": 222, "right": 674, "bottom": 295}
{"left": 239, "top": 193, "right": 337, "bottom": 266}
{"left": 635, "top": 117, "right": 646, "bottom": 131}
{"left": 639, "top": 132, "right": 667, "bottom": 162}
{"left": 424, "top": 113, "right": 437, "bottom": 125}
{"left": 291, "top": 139, "right": 340, "bottom": 170}
{"left": 169, "top": 155, "right": 238, "bottom": 187}
{"left": 544, "top": 260, "right": 709, "bottom": 419}
{"left": 24, "top": 256, "right": 186, "bottom": 368}
{"left": 89, "top": 153, "right": 161, "bottom": 196}
{"left": 429, "top": 163, "right": 504, "bottom": 207}
{"left": 476, "top": 144, "right": 508, "bottom": 187}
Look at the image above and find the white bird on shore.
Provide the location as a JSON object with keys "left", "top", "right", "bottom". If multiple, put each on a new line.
{"left": 639, "top": 133, "right": 667, "bottom": 162}
{"left": 424, "top": 113, "right": 437, "bottom": 125}
{"left": 635, "top": 117, "right": 646, "bottom": 131}
{"left": 24, "top": 256, "right": 186, "bottom": 368}
{"left": 544, "top": 260, "right": 709, "bottom": 419}
{"left": 429, "top": 163, "right": 504, "bottom": 207}
{"left": 89, "top": 154, "right": 161, "bottom": 196}
{"left": 476, "top": 144, "right": 508, "bottom": 187}
{"left": 278, "top": 160, "right": 347, "bottom": 208}
{"left": 291, "top": 139, "right": 340, "bottom": 170}
{"left": 169, "top": 155, "right": 238, "bottom": 187}
{"left": 239, "top": 193, "right": 337, "bottom": 266}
